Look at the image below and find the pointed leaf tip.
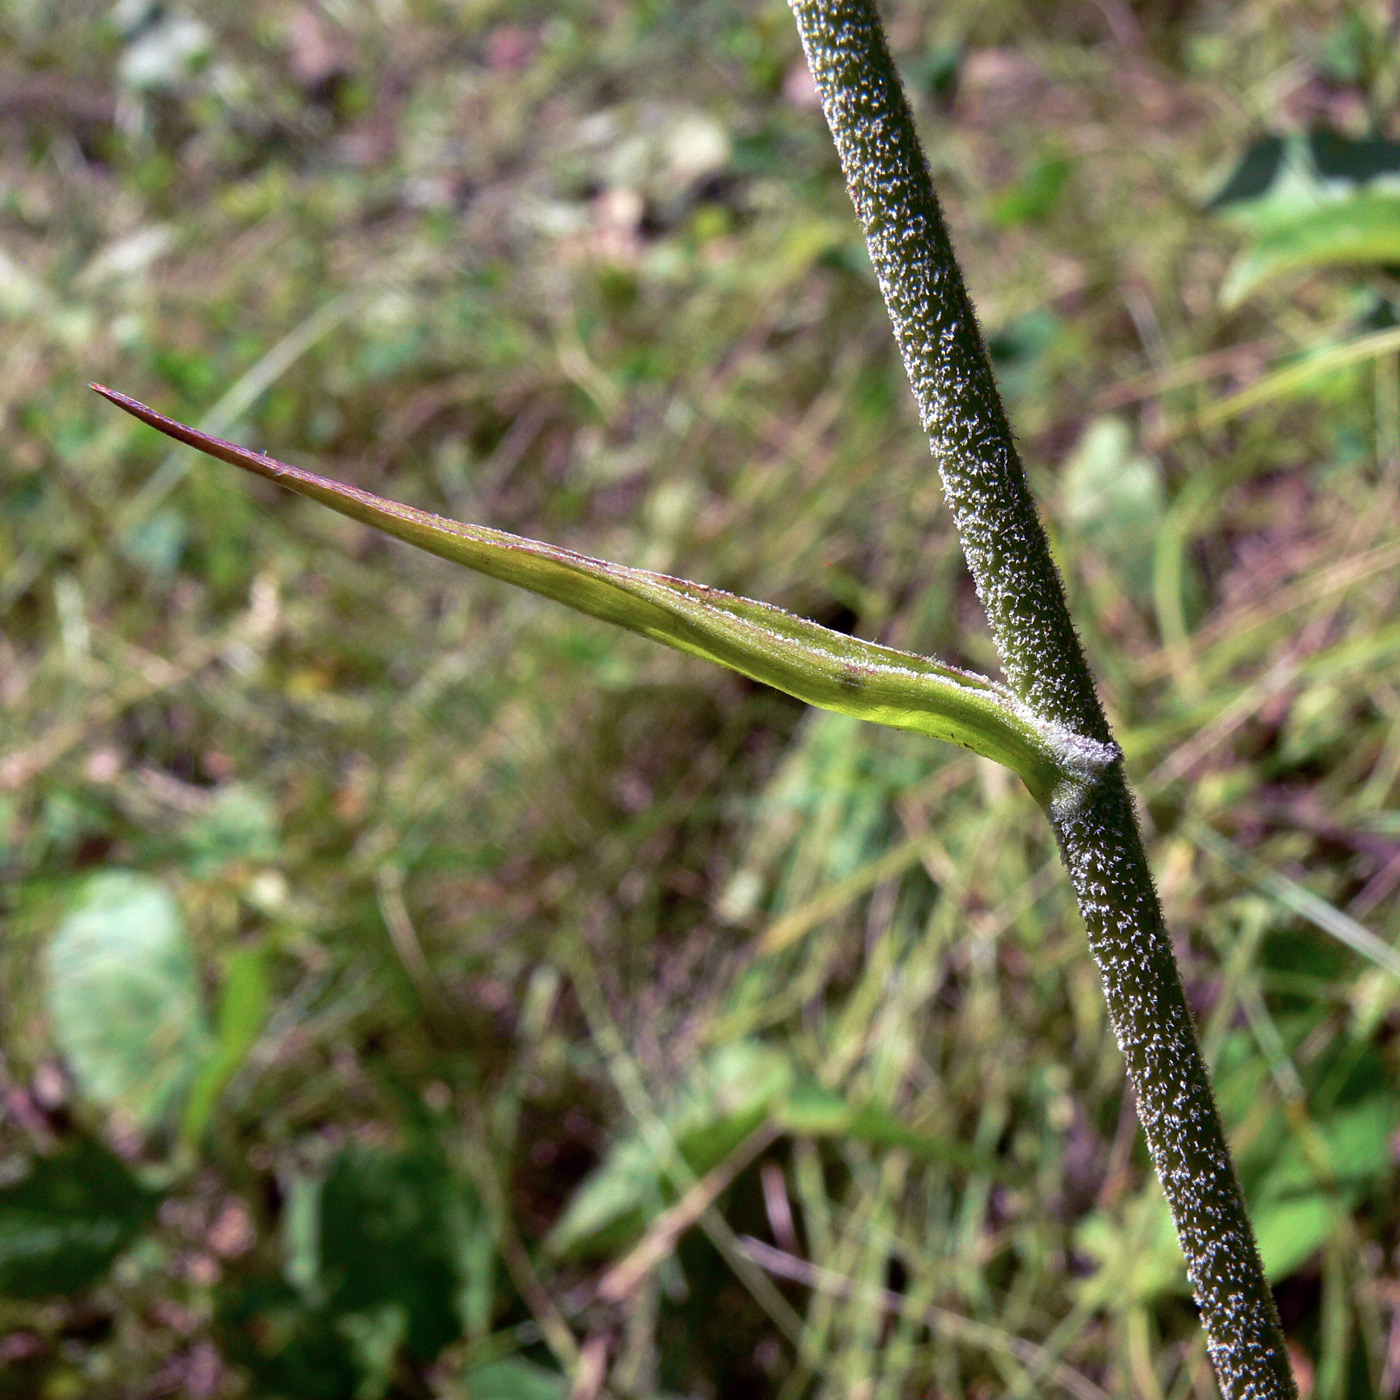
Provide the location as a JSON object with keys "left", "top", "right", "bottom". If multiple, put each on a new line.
{"left": 93, "top": 388, "right": 1072, "bottom": 798}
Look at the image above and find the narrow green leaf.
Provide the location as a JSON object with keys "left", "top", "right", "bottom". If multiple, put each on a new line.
{"left": 92, "top": 385, "right": 1079, "bottom": 801}
{"left": 181, "top": 945, "right": 270, "bottom": 1147}
{"left": 775, "top": 1080, "right": 1014, "bottom": 1176}
{"left": 1188, "top": 818, "right": 1400, "bottom": 979}
{"left": 1190, "top": 322, "right": 1400, "bottom": 433}
{"left": 1222, "top": 191, "right": 1400, "bottom": 306}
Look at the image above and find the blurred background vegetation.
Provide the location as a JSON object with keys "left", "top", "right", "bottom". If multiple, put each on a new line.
{"left": 3, "top": 1, "right": 1400, "bottom": 1396}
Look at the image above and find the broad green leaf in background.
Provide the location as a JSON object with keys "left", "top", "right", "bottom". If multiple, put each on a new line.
{"left": 318, "top": 1145, "right": 483, "bottom": 1363}
{"left": 1059, "top": 416, "right": 1165, "bottom": 600}
{"left": 122, "top": 504, "right": 187, "bottom": 578}
{"left": 217, "top": 1143, "right": 490, "bottom": 1400}
{"left": 91, "top": 387, "right": 1103, "bottom": 804}
{"left": 0, "top": 1137, "right": 159, "bottom": 1299}
{"left": 547, "top": 1039, "right": 1012, "bottom": 1260}
{"left": 216, "top": 1276, "right": 360, "bottom": 1400}
{"left": 546, "top": 1039, "right": 791, "bottom": 1260}
{"left": 985, "top": 307, "right": 1064, "bottom": 408}
{"left": 1248, "top": 1096, "right": 1398, "bottom": 1281}
{"left": 1209, "top": 129, "right": 1400, "bottom": 230}
{"left": 1221, "top": 192, "right": 1400, "bottom": 308}
{"left": 1207, "top": 133, "right": 1290, "bottom": 216}
{"left": 1247, "top": 1195, "right": 1335, "bottom": 1288}
{"left": 1209, "top": 128, "right": 1400, "bottom": 306}
{"left": 1075, "top": 1093, "right": 1400, "bottom": 1305}
{"left": 45, "top": 870, "right": 211, "bottom": 1129}
{"left": 181, "top": 945, "right": 270, "bottom": 1146}
{"left": 1073, "top": 1186, "right": 1186, "bottom": 1309}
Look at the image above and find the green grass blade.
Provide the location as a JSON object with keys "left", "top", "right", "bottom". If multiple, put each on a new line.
{"left": 1190, "top": 323, "right": 1400, "bottom": 433}
{"left": 1188, "top": 819, "right": 1400, "bottom": 980}
{"left": 93, "top": 385, "right": 1071, "bottom": 800}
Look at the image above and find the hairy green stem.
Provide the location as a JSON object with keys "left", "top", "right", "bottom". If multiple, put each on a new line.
{"left": 787, "top": 2, "right": 1297, "bottom": 1396}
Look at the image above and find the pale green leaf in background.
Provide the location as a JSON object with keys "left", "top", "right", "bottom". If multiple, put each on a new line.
{"left": 181, "top": 782, "right": 279, "bottom": 876}
{"left": 1248, "top": 1096, "right": 1398, "bottom": 1281}
{"left": 1059, "top": 416, "right": 1165, "bottom": 600}
{"left": 1076, "top": 1093, "right": 1400, "bottom": 1302}
{"left": 45, "top": 870, "right": 211, "bottom": 1129}
{"left": 546, "top": 1038, "right": 1008, "bottom": 1260}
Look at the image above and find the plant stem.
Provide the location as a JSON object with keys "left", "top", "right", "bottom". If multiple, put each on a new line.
{"left": 786, "top": 3, "right": 1297, "bottom": 1396}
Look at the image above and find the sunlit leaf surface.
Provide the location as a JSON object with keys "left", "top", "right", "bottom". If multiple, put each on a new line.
{"left": 93, "top": 385, "right": 1070, "bottom": 800}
